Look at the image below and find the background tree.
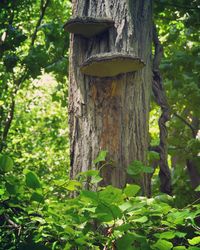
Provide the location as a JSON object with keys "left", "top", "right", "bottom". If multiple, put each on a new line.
{"left": 152, "top": 0, "right": 200, "bottom": 206}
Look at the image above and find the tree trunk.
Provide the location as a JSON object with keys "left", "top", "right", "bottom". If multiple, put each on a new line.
{"left": 69, "top": 0, "right": 152, "bottom": 191}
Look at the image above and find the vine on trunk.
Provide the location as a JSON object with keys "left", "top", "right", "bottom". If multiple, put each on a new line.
{"left": 152, "top": 24, "right": 172, "bottom": 195}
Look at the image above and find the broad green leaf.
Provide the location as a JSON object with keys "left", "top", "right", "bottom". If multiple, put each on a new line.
{"left": 5, "top": 183, "right": 18, "bottom": 195}
{"left": 93, "top": 150, "right": 108, "bottom": 164}
{"left": 132, "top": 216, "right": 148, "bottom": 223}
{"left": 127, "top": 160, "right": 144, "bottom": 175}
{"left": 175, "top": 232, "right": 187, "bottom": 238}
{"left": 154, "top": 239, "right": 173, "bottom": 250}
{"left": 95, "top": 203, "right": 122, "bottom": 222}
{"left": 80, "top": 190, "right": 98, "bottom": 204}
{"left": 188, "top": 236, "right": 200, "bottom": 246}
{"left": 0, "top": 154, "right": 14, "bottom": 173}
{"left": 75, "top": 237, "right": 88, "bottom": 245}
{"left": 148, "top": 151, "right": 160, "bottom": 162}
{"left": 142, "top": 166, "right": 154, "bottom": 173}
{"left": 116, "top": 233, "right": 135, "bottom": 250}
{"left": 154, "top": 194, "right": 174, "bottom": 206}
{"left": 64, "top": 243, "right": 72, "bottom": 250}
{"left": 119, "top": 201, "right": 133, "bottom": 212}
{"left": 0, "top": 188, "right": 5, "bottom": 195}
{"left": 167, "top": 210, "right": 190, "bottom": 225}
{"left": 91, "top": 175, "right": 103, "bottom": 184}
{"left": 116, "top": 232, "right": 147, "bottom": 250}
{"left": 114, "top": 223, "right": 131, "bottom": 232}
{"left": 195, "top": 185, "right": 200, "bottom": 192}
{"left": 173, "top": 247, "right": 187, "bottom": 250}
{"left": 99, "top": 185, "right": 123, "bottom": 204}
{"left": 31, "top": 192, "right": 44, "bottom": 203}
{"left": 124, "top": 184, "right": 141, "bottom": 197}
{"left": 127, "top": 161, "right": 153, "bottom": 175}
{"left": 155, "top": 231, "right": 176, "bottom": 240}
{"left": 25, "top": 171, "right": 41, "bottom": 189}
{"left": 65, "top": 180, "right": 82, "bottom": 191}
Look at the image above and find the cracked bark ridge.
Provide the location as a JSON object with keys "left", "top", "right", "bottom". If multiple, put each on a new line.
{"left": 64, "top": 16, "right": 114, "bottom": 38}
{"left": 80, "top": 52, "right": 145, "bottom": 77}
{"left": 152, "top": 24, "right": 172, "bottom": 195}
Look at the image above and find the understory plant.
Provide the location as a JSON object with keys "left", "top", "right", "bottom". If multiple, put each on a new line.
{"left": 0, "top": 154, "right": 200, "bottom": 250}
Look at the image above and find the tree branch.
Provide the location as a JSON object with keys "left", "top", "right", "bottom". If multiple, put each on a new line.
{"left": 173, "top": 112, "right": 196, "bottom": 138}
{"left": 0, "top": 97, "right": 15, "bottom": 152}
{"left": 31, "top": 0, "right": 50, "bottom": 47}
{"left": 152, "top": 23, "right": 172, "bottom": 195}
{"left": 0, "top": 0, "right": 50, "bottom": 152}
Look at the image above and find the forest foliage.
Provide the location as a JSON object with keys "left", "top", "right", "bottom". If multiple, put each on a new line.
{"left": 0, "top": 0, "right": 200, "bottom": 249}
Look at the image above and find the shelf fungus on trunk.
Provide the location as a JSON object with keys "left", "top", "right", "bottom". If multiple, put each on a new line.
{"left": 80, "top": 53, "right": 145, "bottom": 77}
{"left": 64, "top": 16, "right": 114, "bottom": 38}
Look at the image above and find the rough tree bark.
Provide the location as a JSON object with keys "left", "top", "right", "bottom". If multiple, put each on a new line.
{"left": 69, "top": 0, "right": 152, "bottom": 192}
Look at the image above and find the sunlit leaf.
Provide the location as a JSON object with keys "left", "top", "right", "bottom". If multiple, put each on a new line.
{"left": 25, "top": 171, "right": 41, "bottom": 189}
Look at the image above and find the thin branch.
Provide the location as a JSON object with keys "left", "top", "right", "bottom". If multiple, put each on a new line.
{"left": 31, "top": 0, "right": 50, "bottom": 47}
{"left": 0, "top": 97, "right": 15, "bottom": 153}
{"left": 173, "top": 112, "right": 196, "bottom": 138}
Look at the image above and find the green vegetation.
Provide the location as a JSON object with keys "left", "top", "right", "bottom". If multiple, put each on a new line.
{"left": 0, "top": 0, "right": 200, "bottom": 249}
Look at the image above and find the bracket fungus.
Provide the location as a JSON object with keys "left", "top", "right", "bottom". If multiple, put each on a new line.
{"left": 64, "top": 16, "right": 114, "bottom": 38}
{"left": 80, "top": 53, "right": 145, "bottom": 77}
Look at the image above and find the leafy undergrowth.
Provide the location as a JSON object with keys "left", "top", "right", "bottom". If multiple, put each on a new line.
{"left": 0, "top": 155, "right": 200, "bottom": 250}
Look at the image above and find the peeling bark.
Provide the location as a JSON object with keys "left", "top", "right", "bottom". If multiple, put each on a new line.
{"left": 69, "top": 0, "right": 152, "bottom": 191}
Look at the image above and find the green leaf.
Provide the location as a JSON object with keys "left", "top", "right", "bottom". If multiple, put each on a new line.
{"left": 124, "top": 184, "right": 141, "bottom": 197}
{"left": 25, "top": 171, "right": 41, "bottom": 189}
{"left": 0, "top": 154, "right": 14, "bottom": 173}
{"left": 80, "top": 190, "right": 98, "bottom": 204}
{"left": 127, "top": 160, "right": 144, "bottom": 175}
{"left": 132, "top": 216, "right": 148, "bottom": 223}
{"left": 188, "top": 236, "right": 200, "bottom": 246}
{"left": 95, "top": 203, "right": 122, "bottom": 222}
{"left": 93, "top": 150, "right": 107, "bottom": 164}
{"left": 0, "top": 188, "right": 5, "bottom": 195}
{"left": 99, "top": 185, "right": 123, "bottom": 204}
{"left": 65, "top": 180, "right": 82, "bottom": 191}
{"left": 175, "top": 232, "right": 187, "bottom": 238}
{"left": 195, "top": 185, "right": 200, "bottom": 192}
{"left": 91, "top": 175, "right": 103, "bottom": 184}
{"left": 148, "top": 151, "right": 160, "bottom": 162}
{"left": 127, "top": 160, "right": 153, "bottom": 175}
{"left": 5, "top": 183, "right": 18, "bottom": 195}
{"left": 31, "top": 192, "right": 44, "bottom": 203}
{"left": 116, "top": 233, "right": 135, "bottom": 250}
{"left": 142, "top": 166, "right": 154, "bottom": 173}
{"left": 173, "top": 247, "right": 187, "bottom": 250}
{"left": 154, "top": 239, "right": 173, "bottom": 250}
{"left": 155, "top": 194, "right": 174, "bottom": 205}
{"left": 155, "top": 231, "right": 176, "bottom": 240}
